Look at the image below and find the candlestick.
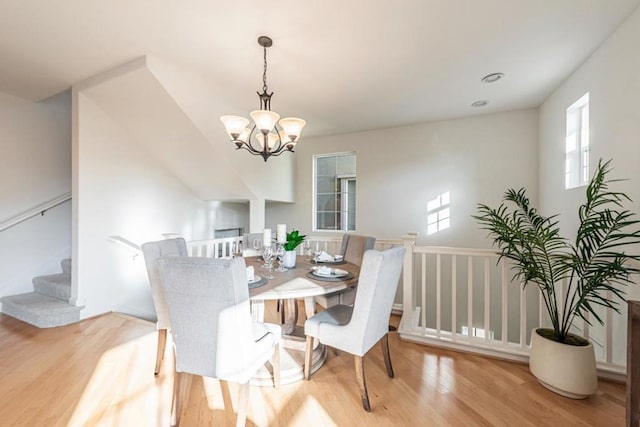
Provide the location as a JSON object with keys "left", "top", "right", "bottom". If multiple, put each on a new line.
{"left": 263, "top": 228, "right": 272, "bottom": 247}
{"left": 276, "top": 224, "right": 287, "bottom": 244}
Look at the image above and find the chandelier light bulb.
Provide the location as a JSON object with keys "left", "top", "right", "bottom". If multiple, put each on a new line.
{"left": 279, "top": 117, "right": 306, "bottom": 142}
{"left": 250, "top": 110, "right": 280, "bottom": 133}
{"left": 255, "top": 132, "right": 278, "bottom": 150}
{"left": 220, "top": 115, "right": 250, "bottom": 139}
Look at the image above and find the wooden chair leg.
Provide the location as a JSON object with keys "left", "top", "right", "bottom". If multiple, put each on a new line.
{"left": 381, "top": 333, "right": 394, "bottom": 378}
{"left": 277, "top": 299, "right": 285, "bottom": 324}
{"left": 304, "top": 335, "right": 313, "bottom": 380}
{"left": 354, "top": 355, "right": 371, "bottom": 412}
{"left": 273, "top": 342, "right": 281, "bottom": 389}
{"left": 155, "top": 328, "right": 167, "bottom": 375}
{"left": 171, "top": 371, "right": 191, "bottom": 426}
{"left": 236, "top": 382, "right": 250, "bottom": 427}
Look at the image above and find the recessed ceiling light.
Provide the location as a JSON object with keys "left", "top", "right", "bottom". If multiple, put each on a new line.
{"left": 471, "top": 100, "right": 489, "bottom": 107}
{"left": 481, "top": 73, "right": 504, "bottom": 83}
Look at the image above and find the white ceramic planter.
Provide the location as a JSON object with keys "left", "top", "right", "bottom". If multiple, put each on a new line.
{"left": 282, "top": 250, "right": 297, "bottom": 268}
{"left": 529, "top": 328, "right": 597, "bottom": 399}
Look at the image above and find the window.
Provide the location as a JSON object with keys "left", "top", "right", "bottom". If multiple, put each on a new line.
{"left": 313, "top": 152, "right": 356, "bottom": 231}
{"left": 427, "top": 191, "right": 450, "bottom": 235}
{"left": 565, "top": 93, "right": 589, "bottom": 189}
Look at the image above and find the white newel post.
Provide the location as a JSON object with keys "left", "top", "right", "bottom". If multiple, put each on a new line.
{"left": 400, "top": 233, "right": 417, "bottom": 332}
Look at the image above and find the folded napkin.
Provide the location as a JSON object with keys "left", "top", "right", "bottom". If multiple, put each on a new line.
{"left": 246, "top": 266, "right": 255, "bottom": 282}
{"left": 315, "top": 266, "right": 333, "bottom": 275}
{"left": 316, "top": 251, "right": 335, "bottom": 262}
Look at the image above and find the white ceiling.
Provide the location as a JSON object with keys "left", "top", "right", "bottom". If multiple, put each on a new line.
{"left": 0, "top": 0, "right": 638, "bottom": 137}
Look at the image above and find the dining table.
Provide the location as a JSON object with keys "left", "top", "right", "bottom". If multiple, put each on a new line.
{"left": 245, "top": 254, "right": 360, "bottom": 385}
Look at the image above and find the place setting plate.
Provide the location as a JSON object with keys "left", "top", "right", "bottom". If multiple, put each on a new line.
{"left": 313, "top": 259, "right": 347, "bottom": 265}
{"left": 312, "top": 254, "right": 346, "bottom": 265}
{"left": 248, "top": 275, "right": 268, "bottom": 289}
{"left": 306, "top": 267, "right": 354, "bottom": 282}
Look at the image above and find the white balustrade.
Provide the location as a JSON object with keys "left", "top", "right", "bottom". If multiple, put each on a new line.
{"left": 187, "top": 236, "right": 243, "bottom": 258}
{"left": 398, "top": 234, "right": 625, "bottom": 378}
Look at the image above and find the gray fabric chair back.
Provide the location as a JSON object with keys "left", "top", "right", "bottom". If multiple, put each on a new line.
{"left": 157, "top": 256, "right": 256, "bottom": 379}
{"left": 349, "top": 246, "right": 405, "bottom": 354}
{"left": 141, "top": 238, "right": 188, "bottom": 330}
{"left": 341, "top": 234, "right": 376, "bottom": 266}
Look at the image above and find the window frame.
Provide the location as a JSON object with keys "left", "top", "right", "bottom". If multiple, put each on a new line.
{"left": 312, "top": 151, "right": 357, "bottom": 232}
{"left": 565, "top": 93, "right": 590, "bottom": 190}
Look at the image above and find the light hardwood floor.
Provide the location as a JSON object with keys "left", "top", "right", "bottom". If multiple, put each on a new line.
{"left": 0, "top": 303, "right": 626, "bottom": 426}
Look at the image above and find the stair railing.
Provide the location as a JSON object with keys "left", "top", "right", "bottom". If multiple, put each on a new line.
{"left": 0, "top": 192, "right": 72, "bottom": 233}
{"left": 398, "top": 234, "right": 626, "bottom": 379}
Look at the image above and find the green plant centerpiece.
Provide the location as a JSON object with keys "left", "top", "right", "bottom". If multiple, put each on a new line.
{"left": 283, "top": 230, "right": 306, "bottom": 251}
{"left": 281, "top": 230, "right": 306, "bottom": 268}
{"left": 474, "top": 159, "right": 640, "bottom": 398}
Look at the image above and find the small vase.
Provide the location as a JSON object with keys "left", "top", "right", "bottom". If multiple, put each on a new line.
{"left": 282, "top": 250, "right": 297, "bottom": 268}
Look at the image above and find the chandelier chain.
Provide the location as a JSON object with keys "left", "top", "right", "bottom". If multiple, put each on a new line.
{"left": 262, "top": 45, "right": 268, "bottom": 93}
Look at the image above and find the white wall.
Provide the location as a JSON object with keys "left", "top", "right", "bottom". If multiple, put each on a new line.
{"left": 0, "top": 90, "right": 71, "bottom": 298}
{"left": 73, "top": 93, "right": 246, "bottom": 320}
{"left": 539, "top": 7, "right": 640, "bottom": 364}
{"left": 146, "top": 57, "right": 296, "bottom": 205}
{"left": 267, "top": 109, "right": 539, "bottom": 248}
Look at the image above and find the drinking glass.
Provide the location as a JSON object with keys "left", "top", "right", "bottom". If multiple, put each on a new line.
{"left": 312, "top": 242, "right": 322, "bottom": 263}
{"left": 252, "top": 239, "right": 262, "bottom": 255}
{"left": 303, "top": 240, "right": 311, "bottom": 256}
{"left": 274, "top": 244, "right": 286, "bottom": 272}
{"left": 262, "top": 246, "right": 274, "bottom": 279}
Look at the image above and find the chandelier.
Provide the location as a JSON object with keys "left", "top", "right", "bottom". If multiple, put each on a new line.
{"left": 220, "top": 36, "right": 306, "bottom": 162}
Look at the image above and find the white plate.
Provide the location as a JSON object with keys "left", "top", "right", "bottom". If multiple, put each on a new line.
{"left": 313, "top": 268, "right": 348, "bottom": 278}
{"left": 248, "top": 275, "right": 263, "bottom": 284}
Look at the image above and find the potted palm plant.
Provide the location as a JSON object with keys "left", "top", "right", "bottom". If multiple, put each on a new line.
{"left": 475, "top": 159, "right": 640, "bottom": 398}
{"left": 281, "top": 230, "right": 306, "bottom": 268}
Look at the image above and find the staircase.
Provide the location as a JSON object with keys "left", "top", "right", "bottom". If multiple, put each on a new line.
{"left": 0, "top": 259, "right": 82, "bottom": 328}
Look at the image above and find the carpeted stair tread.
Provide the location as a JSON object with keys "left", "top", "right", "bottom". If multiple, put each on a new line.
{"left": 33, "top": 273, "right": 71, "bottom": 301}
{"left": 0, "top": 292, "right": 81, "bottom": 328}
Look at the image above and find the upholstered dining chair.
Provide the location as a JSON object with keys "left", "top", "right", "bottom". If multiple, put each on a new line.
{"left": 157, "top": 256, "right": 281, "bottom": 427}
{"left": 304, "top": 246, "right": 405, "bottom": 412}
{"left": 314, "top": 234, "right": 376, "bottom": 308}
{"left": 141, "top": 237, "right": 188, "bottom": 375}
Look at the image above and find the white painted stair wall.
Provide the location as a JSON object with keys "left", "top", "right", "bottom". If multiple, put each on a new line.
{"left": 71, "top": 57, "right": 295, "bottom": 321}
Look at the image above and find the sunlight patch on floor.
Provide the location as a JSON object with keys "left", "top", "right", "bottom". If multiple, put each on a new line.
{"left": 66, "top": 331, "right": 170, "bottom": 427}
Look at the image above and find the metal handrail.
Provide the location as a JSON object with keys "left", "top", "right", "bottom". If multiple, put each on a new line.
{"left": 0, "top": 192, "right": 72, "bottom": 233}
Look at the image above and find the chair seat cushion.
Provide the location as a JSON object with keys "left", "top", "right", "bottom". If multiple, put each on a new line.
{"left": 219, "top": 321, "right": 281, "bottom": 384}
{"left": 304, "top": 304, "right": 353, "bottom": 338}
{"left": 315, "top": 287, "right": 357, "bottom": 308}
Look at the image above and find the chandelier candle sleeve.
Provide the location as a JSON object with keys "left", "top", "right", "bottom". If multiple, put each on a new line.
{"left": 277, "top": 224, "right": 287, "bottom": 244}
{"left": 263, "top": 229, "right": 272, "bottom": 247}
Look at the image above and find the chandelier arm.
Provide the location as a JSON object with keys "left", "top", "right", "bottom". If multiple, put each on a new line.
{"left": 244, "top": 125, "right": 261, "bottom": 153}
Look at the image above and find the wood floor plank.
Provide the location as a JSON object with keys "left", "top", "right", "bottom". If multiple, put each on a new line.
{"left": 0, "top": 305, "right": 626, "bottom": 426}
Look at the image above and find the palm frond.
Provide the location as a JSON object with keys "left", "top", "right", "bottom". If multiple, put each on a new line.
{"left": 475, "top": 158, "right": 640, "bottom": 344}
